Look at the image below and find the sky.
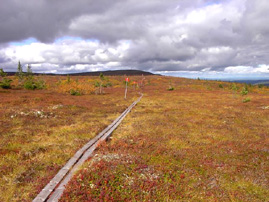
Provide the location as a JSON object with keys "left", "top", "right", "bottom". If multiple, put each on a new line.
{"left": 0, "top": 0, "right": 269, "bottom": 79}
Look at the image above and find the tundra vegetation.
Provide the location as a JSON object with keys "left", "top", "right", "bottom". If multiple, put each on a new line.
{"left": 0, "top": 73, "right": 268, "bottom": 201}
{"left": 0, "top": 68, "right": 12, "bottom": 89}
{"left": 0, "top": 73, "right": 139, "bottom": 201}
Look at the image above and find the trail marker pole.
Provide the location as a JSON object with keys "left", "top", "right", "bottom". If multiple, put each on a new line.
{"left": 125, "top": 77, "right": 129, "bottom": 99}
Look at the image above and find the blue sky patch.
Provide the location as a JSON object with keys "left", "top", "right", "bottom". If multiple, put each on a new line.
{"left": 10, "top": 37, "right": 38, "bottom": 46}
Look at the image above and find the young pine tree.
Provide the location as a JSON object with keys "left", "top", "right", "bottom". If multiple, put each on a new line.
{"left": 99, "top": 73, "right": 105, "bottom": 94}
{"left": 26, "top": 64, "right": 33, "bottom": 78}
{"left": 16, "top": 61, "right": 24, "bottom": 83}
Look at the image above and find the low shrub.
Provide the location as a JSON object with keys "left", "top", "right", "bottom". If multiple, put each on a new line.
{"left": 55, "top": 78, "right": 95, "bottom": 95}
{"left": 219, "top": 84, "right": 223, "bottom": 88}
{"left": 167, "top": 86, "right": 174, "bottom": 91}
{"left": 24, "top": 80, "right": 36, "bottom": 90}
{"left": 104, "top": 82, "right": 112, "bottom": 87}
{"left": 231, "top": 83, "right": 239, "bottom": 91}
{"left": 94, "top": 80, "right": 112, "bottom": 88}
{"left": 0, "top": 68, "right": 7, "bottom": 77}
{"left": 242, "top": 98, "right": 251, "bottom": 103}
{"left": 70, "top": 89, "right": 81, "bottom": 96}
{"left": 0, "top": 78, "right": 12, "bottom": 89}
{"left": 241, "top": 86, "right": 248, "bottom": 95}
{"left": 35, "top": 80, "right": 46, "bottom": 89}
{"left": 24, "top": 79, "right": 46, "bottom": 90}
{"left": 94, "top": 81, "right": 101, "bottom": 87}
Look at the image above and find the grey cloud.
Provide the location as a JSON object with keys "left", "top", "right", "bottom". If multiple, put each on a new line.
{"left": 0, "top": 55, "right": 10, "bottom": 64}
{"left": 120, "top": 0, "right": 269, "bottom": 72}
{"left": 0, "top": 0, "right": 201, "bottom": 44}
{"left": 0, "top": 0, "right": 269, "bottom": 74}
{"left": 0, "top": 0, "right": 121, "bottom": 43}
{"left": 242, "top": 0, "right": 269, "bottom": 37}
{"left": 124, "top": 39, "right": 196, "bottom": 64}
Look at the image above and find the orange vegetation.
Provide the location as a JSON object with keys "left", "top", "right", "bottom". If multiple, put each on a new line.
{"left": 0, "top": 75, "right": 268, "bottom": 201}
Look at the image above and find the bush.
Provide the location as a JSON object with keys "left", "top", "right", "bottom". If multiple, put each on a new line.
{"left": 55, "top": 78, "right": 95, "bottom": 95}
{"left": 94, "top": 81, "right": 101, "bottom": 87}
{"left": 231, "top": 83, "right": 239, "bottom": 91}
{"left": 70, "top": 89, "right": 81, "bottom": 96}
{"left": 241, "top": 86, "right": 248, "bottom": 95}
{"left": 0, "top": 78, "right": 12, "bottom": 89}
{"left": 0, "top": 68, "right": 7, "bottom": 77}
{"left": 35, "top": 80, "right": 46, "bottom": 89}
{"left": 24, "top": 79, "right": 46, "bottom": 90}
{"left": 104, "top": 82, "right": 112, "bottom": 87}
{"left": 24, "top": 80, "right": 37, "bottom": 90}
{"left": 242, "top": 98, "right": 251, "bottom": 103}
{"left": 168, "top": 86, "right": 174, "bottom": 91}
{"left": 219, "top": 84, "right": 223, "bottom": 88}
{"left": 258, "top": 84, "right": 264, "bottom": 88}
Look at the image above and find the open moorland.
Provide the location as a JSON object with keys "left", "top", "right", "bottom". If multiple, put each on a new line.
{"left": 0, "top": 75, "right": 269, "bottom": 201}
{"left": 0, "top": 75, "right": 140, "bottom": 201}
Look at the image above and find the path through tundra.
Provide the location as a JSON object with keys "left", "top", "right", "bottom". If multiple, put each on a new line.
{"left": 33, "top": 94, "right": 143, "bottom": 202}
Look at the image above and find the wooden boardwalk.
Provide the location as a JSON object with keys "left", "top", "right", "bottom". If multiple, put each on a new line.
{"left": 33, "top": 94, "right": 143, "bottom": 202}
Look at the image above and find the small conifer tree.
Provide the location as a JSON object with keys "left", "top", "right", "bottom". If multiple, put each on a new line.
{"left": 26, "top": 64, "right": 33, "bottom": 78}
{"left": 99, "top": 73, "right": 105, "bottom": 94}
{"left": 16, "top": 61, "right": 24, "bottom": 83}
{"left": 67, "top": 75, "right": 71, "bottom": 83}
{"left": 241, "top": 84, "right": 249, "bottom": 95}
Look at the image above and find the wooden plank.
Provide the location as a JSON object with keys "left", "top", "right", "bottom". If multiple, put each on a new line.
{"left": 33, "top": 94, "right": 143, "bottom": 202}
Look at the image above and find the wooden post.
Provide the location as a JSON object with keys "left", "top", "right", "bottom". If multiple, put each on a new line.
{"left": 125, "top": 77, "right": 129, "bottom": 99}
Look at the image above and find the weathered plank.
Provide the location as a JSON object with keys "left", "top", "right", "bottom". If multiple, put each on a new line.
{"left": 33, "top": 94, "right": 143, "bottom": 202}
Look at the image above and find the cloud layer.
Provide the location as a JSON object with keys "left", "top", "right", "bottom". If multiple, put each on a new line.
{"left": 0, "top": 0, "right": 269, "bottom": 77}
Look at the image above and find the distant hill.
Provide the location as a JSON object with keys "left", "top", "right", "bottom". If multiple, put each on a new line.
{"left": 6, "top": 70, "right": 155, "bottom": 76}
{"left": 232, "top": 80, "right": 269, "bottom": 86}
